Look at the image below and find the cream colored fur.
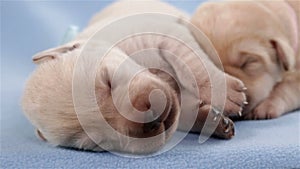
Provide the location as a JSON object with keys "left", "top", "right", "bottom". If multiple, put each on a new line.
{"left": 22, "top": 1, "right": 246, "bottom": 153}
{"left": 191, "top": 0, "right": 300, "bottom": 119}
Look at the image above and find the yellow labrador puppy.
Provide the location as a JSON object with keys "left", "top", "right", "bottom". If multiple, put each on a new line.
{"left": 191, "top": 0, "right": 300, "bottom": 120}
{"left": 22, "top": 1, "right": 246, "bottom": 154}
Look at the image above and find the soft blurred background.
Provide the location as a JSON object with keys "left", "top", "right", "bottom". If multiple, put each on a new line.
{"left": 1, "top": 1, "right": 299, "bottom": 168}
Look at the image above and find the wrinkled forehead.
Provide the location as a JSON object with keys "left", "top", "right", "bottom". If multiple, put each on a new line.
{"left": 225, "top": 37, "right": 275, "bottom": 64}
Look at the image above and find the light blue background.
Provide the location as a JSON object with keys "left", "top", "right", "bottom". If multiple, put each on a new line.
{"left": 1, "top": 1, "right": 299, "bottom": 168}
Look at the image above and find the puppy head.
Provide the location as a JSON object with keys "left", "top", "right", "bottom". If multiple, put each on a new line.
{"left": 191, "top": 2, "right": 296, "bottom": 114}
{"left": 222, "top": 37, "right": 295, "bottom": 114}
{"left": 22, "top": 43, "right": 180, "bottom": 154}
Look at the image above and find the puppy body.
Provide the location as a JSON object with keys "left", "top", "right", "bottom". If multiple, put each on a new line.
{"left": 191, "top": 0, "right": 300, "bottom": 119}
{"left": 22, "top": 1, "right": 246, "bottom": 153}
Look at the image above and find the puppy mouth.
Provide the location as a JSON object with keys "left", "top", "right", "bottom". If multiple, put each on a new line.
{"left": 139, "top": 98, "right": 179, "bottom": 139}
{"left": 143, "top": 119, "right": 162, "bottom": 133}
{"left": 141, "top": 108, "right": 177, "bottom": 137}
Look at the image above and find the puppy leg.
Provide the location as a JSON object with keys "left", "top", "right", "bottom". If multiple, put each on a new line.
{"left": 158, "top": 37, "right": 247, "bottom": 118}
{"left": 245, "top": 71, "right": 300, "bottom": 119}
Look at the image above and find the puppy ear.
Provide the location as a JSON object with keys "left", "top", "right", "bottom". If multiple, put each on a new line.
{"left": 35, "top": 129, "right": 47, "bottom": 141}
{"left": 270, "top": 38, "right": 295, "bottom": 71}
{"left": 32, "top": 43, "right": 80, "bottom": 64}
{"left": 32, "top": 51, "right": 59, "bottom": 64}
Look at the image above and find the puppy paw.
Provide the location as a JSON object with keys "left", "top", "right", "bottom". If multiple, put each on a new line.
{"left": 244, "top": 99, "right": 283, "bottom": 120}
{"left": 190, "top": 105, "right": 235, "bottom": 139}
{"left": 223, "top": 74, "right": 247, "bottom": 117}
{"left": 211, "top": 108, "right": 235, "bottom": 139}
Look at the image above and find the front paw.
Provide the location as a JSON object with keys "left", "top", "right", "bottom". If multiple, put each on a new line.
{"left": 244, "top": 99, "right": 283, "bottom": 120}
{"left": 212, "top": 108, "right": 235, "bottom": 139}
{"left": 223, "top": 74, "right": 247, "bottom": 117}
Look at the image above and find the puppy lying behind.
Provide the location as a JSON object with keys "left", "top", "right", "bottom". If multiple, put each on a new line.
{"left": 22, "top": 1, "right": 246, "bottom": 154}
{"left": 191, "top": 0, "right": 300, "bottom": 120}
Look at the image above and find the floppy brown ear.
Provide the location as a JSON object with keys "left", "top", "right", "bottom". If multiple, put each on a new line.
{"left": 35, "top": 129, "right": 47, "bottom": 141}
{"left": 32, "top": 43, "right": 80, "bottom": 64}
{"left": 32, "top": 51, "right": 59, "bottom": 64}
{"left": 270, "top": 38, "right": 295, "bottom": 71}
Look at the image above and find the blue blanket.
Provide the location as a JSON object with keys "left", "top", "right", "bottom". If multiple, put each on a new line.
{"left": 1, "top": 1, "right": 300, "bottom": 168}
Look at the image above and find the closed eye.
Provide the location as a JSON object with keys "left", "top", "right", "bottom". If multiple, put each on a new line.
{"left": 241, "top": 57, "right": 259, "bottom": 69}
{"left": 239, "top": 53, "right": 264, "bottom": 75}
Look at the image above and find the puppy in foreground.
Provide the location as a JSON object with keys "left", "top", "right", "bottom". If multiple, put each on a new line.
{"left": 22, "top": 1, "right": 246, "bottom": 154}
{"left": 191, "top": 0, "right": 300, "bottom": 120}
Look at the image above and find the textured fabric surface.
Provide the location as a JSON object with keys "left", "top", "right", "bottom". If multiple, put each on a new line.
{"left": 1, "top": 1, "right": 300, "bottom": 168}
{"left": 1, "top": 111, "right": 300, "bottom": 168}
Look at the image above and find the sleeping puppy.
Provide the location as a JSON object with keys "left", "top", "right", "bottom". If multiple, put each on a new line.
{"left": 22, "top": 1, "right": 246, "bottom": 154}
{"left": 191, "top": 0, "right": 300, "bottom": 120}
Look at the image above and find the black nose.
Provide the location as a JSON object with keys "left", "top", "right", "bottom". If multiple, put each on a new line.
{"left": 143, "top": 120, "right": 161, "bottom": 133}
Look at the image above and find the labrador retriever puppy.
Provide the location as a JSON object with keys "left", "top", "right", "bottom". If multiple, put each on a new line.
{"left": 191, "top": 0, "right": 300, "bottom": 120}
{"left": 22, "top": 1, "right": 246, "bottom": 154}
